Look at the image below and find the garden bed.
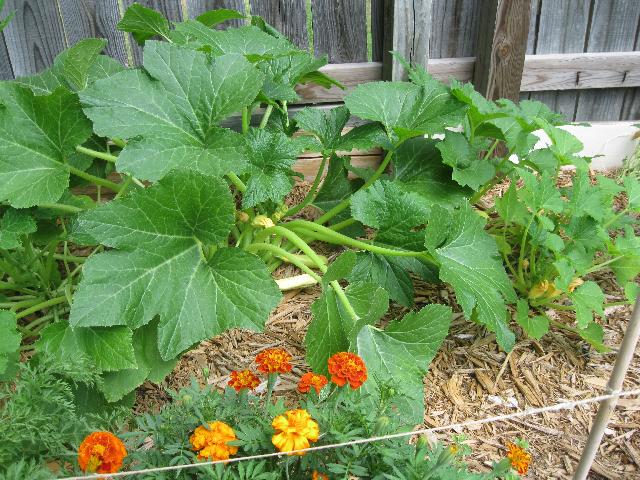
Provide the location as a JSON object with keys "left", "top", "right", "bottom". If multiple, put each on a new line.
{"left": 134, "top": 178, "right": 640, "bottom": 480}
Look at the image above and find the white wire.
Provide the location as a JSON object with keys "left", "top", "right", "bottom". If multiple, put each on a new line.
{"left": 62, "top": 388, "right": 640, "bottom": 479}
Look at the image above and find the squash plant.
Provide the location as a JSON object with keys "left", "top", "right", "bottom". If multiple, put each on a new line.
{"left": 0, "top": 3, "right": 637, "bottom": 422}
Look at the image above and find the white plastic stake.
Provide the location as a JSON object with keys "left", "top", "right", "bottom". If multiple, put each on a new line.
{"left": 574, "top": 295, "right": 640, "bottom": 479}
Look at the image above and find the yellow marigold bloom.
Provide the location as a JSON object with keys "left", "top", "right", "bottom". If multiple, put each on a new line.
{"left": 568, "top": 277, "right": 584, "bottom": 292}
{"left": 312, "top": 471, "right": 329, "bottom": 480}
{"left": 256, "top": 348, "right": 293, "bottom": 374}
{"left": 528, "top": 280, "right": 562, "bottom": 300}
{"left": 190, "top": 421, "right": 239, "bottom": 461}
{"left": 272, "top": 409, "right": 319, "bottom": 455}
{"left": 506, "top": 442, "right": 531, "bottom": 475}
{"left": 78, "top": 431, "right": 127, "bottom": 474}
{"left": 228, "top": 369, "right": 260, "bottom": 392}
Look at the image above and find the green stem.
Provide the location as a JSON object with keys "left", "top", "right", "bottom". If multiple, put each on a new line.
{"left": 286, "top": 220, "right": 436, "bottom": 263}
{"left": 227, "top": 173, "right": 247, "bottom": 193}
{"left": 584, "top": 256, "right": 624, "bottom": 274}
{"left": 517, "top": 214, "right": 536, "bottom": 285}
{"left": 259, "top": 104, "right": 274, "bottom": 129}
{"left": 114, "top": 176, "right": 133, "bottom": 199}
{"left": 284, "top": 154, "right": 327, "bottom": 218}
{"left": 548, "top": 317, "right": 581, "bottom": 335}
{"left": 316, "top": 144, "right": 401, "bottom": 225}
{"left": 15, "top": 296, "right": 67, "bottom": 320}
{"left": 75, "top": 145, "right": 118, "bottom": 163}
{"left": 331, "top": 280, "right": 359, "bottom": 322}
{"left": 603, "top": 208, "right": 629, "bottom": 229}
{"left": 242, "top": 107, "right": 250, "bottom": 134}
{"left": 111, "top": 137, "right": 127, "bottom": 148}
{"left": 65, "top": 164, "right": 122, "bottom": 192}
{"left": 254, "top": 226, "right": 328, "bottom": 273}
{"left": 328, "top": 218, "right": 356, "bottom": 231}
{"left": 245, "top": 243, "right": 323, "bottom": 283}
{"left": 38, "top": 203, "right": 84, "bottom": 214}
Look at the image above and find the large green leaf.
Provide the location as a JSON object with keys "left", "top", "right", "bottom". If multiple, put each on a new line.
{"left": 15, "top": 40, "right": 124, "bottom": 96}
{"left": 351, "top": 180, "right": 429, "bottom": 251}
{"left": 569, "top": 281, "right": 605, "bottom": 329}
{"left": 101, "top": 321, "right": 177, "bottom": 401}
{"left": 295, "top": 105, "right": 388, "bottom": 153}
{"left": 241, "top": 128, "right": 308, "bottom": 208}
{"left": 35, "top": 321, "right": 137, "bottom": 372}
{"left": 391, "top": 137, "right": 471, "bottom": 210}
{"left": 609, "top": 227, "right": 640, "bottom": 284}
{"left": 0, "top": 85, "right": 93, "bottom": 207}
{"left": 0, "top": 209, "right": 37, "bottom": 249}
{"left": 80, "top": 41, "right": 264, "bottom": 182}
{"left": 435, "top": 131, "right": 495, "bottom": 191}
{"left": 356, "top": 304, "right": 451, "bottom": 425}
{"left": 117, "top": 2, "right": 171, "bottom": 44}
{"left": 425, "top": 203, "right": 516, "bottom": 351}
{"left": 70, "top": 170, "right": 281, "bottom": 359}
{"left": 344, "top": 80, "right": 465, "bottom": 139}
{"left": 305, "top": 282, "right": 388, "bottom": 374}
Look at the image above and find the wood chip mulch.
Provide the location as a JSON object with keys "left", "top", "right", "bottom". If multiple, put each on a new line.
{"left": 135, "top": 174, "right": 640, "bottom": 480}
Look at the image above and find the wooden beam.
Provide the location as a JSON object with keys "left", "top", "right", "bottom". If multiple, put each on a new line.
{"left": 382, "top": 0, "right": 432, "bottom": 81}
{"left": 473, "top": 0, "right": 531, "bottom": 102}
{"left": 293, "top": 52, "right": 640, "bottom": 103}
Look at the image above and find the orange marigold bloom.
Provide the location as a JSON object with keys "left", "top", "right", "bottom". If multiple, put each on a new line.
{"left": 327, "top": 352, "right": 367, "bottom": 389}
{"left": 228, "top": 369, "right": 260, "bottom": 392}
{"left": 506, "top": 442, "right": 531, "bottom": 475}
{"left": 190, "top": 421, "right": 239, "bottom": 461}
{"left": 312, "top": 471, "right": 329, "bottom": 480}
{"left": 256, "top": 348, "right": 292, "bottom": 374}
{"left": 78, "top": 431, "right": 127, "bottom": 474}
{"left": 272, "top": 409, "right": 319, "bottom": 455}
{"left": 298, "top": 372, "right": 328, "bottom": 394}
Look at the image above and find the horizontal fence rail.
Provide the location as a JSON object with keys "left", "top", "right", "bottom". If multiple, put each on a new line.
{"left": 0, "top": 0, "right": 638, "bottom": 121}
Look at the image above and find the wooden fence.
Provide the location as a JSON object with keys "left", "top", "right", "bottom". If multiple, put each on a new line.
{"left": 0, "top": 0, "right": 638, "bottom": 121}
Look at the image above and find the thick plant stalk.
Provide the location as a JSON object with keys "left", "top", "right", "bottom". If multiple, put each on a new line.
{"left": 573, "top": 295, "right": 640, "bottom": 479}
{"left": 275, "top": 274, "right": 318, "bottom": 291}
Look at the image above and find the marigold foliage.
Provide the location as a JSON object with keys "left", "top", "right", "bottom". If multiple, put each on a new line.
{"left": 272, "top": 409, "right": 319, "bottom": 455}
{"left": 298, "top": 372, "right": 328, "bottom": 394}
{"left": 190, "top": 421, "right": 239, "bottom": 461}
{"left": 78, "top": 431, "right": 127, "bottom": 474}
{"left": 228, "top": 369, "right": 260, "bottom": 392}
{"left": 327, "top": 352, "right": 367, "bottom": 389}
{"left": 256, "top": 348, "right": 293, "bottom": 374}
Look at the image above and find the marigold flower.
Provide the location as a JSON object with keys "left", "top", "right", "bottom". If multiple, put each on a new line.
{"left": 78, "top": 431, "right": 127, "bottom": 474}
{"left": 327, "top": 352, "right": 367, "bottom": 389}
{"left": 298, "top": 372, "right": 328, "bottom": 394}
{"left": 312, "top": 471, "right": 329, "bottom": 480}
{"left": 272, "top": 409, "right": 319, "bottom": 455}
{"left": 506, "top": 442, "right": 531, "bottom": 475}
{"left": 190, "top": 421, "right": 239, "bottom": 461}
{"left": 228, "top": 369, "right": 260, "bottom": 392}
{"left": 256, "top": 348, "right": 293, "bottom": 374}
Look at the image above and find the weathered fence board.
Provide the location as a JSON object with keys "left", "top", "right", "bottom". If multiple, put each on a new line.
{"left": 382, "top": 0, "right": 432, "bottom": 81}
{"left": 526, "top": 0, "right": 590, "bottom": 120}
{"left": 312, "top": 0, "right": 367, "bottom": 63}
{"left": 58, "top": 0, "right": 130, "bottom": 66}
{"left": 429, "top": 0, "right": 480, "bottom": 58}
{"left": 2, "top": 0, "right": 67, "bottom": 77}
{"left": 473, "top": 0, "right": 531, "bottom": 102}
{"left": 574, "top": 0, "right": 640, "bottom": 121}
{"left": 370, "top": 0, "right": 384, "bottom": 61}
{"left": 184, "top": 0, "right": 245, "bottom": 27}
{"left": 249, "top": 0, "right": 308, "bottom": 51}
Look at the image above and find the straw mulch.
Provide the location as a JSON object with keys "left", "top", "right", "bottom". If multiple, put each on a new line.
{"left": 135, "top": 176, "right": 640, "bottom": 480}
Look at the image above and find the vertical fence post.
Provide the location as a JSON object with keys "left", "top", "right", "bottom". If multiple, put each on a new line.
{"left": 382, "top": 0, "right": 432, "bottom": 81}
{"left": 573, "top": 296, "right": 640, "bottom": 479}
{"left": 473, "top": 0, "right": 531, "bottom": 102}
